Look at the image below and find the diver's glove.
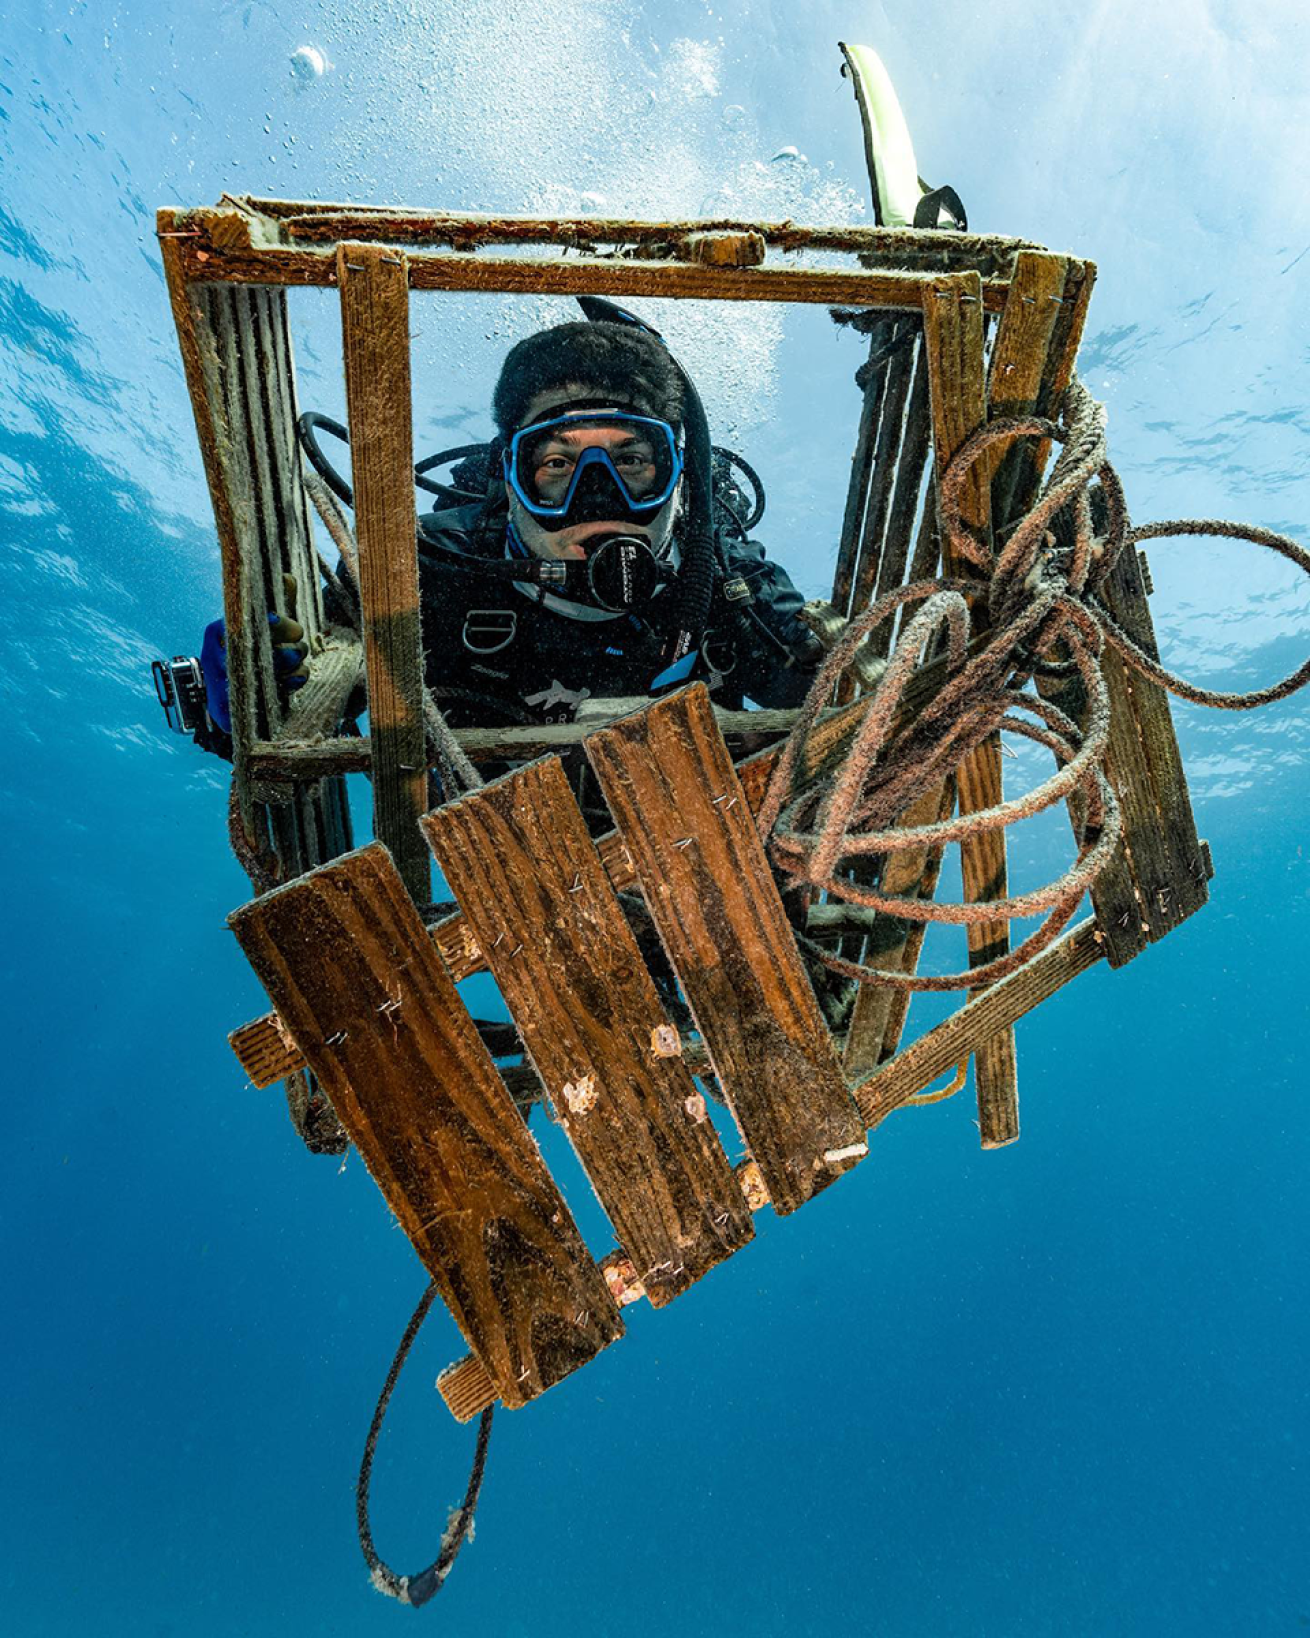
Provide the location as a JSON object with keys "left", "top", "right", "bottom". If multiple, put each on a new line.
{"left": 198, "top": 573, "right": 311, "bottom": 752}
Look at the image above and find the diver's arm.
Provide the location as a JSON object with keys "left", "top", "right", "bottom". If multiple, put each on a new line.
{"left": 192, "top": 577, "right": 312, "bottom": 759}
{"left": 720, "top": 534, "right": 823, "bottom": 709}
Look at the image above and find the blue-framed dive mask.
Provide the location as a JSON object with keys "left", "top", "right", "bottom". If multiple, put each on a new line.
{"left": 503, "top": 409, "right": 684, "bottom": 535}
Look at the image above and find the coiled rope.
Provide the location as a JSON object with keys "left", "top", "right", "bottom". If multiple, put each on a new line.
{"left": 760, "top": 377, "right": 1310, "bottom": 992}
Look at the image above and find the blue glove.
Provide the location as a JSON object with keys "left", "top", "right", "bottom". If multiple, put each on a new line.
{"left": 200, "top": 574, "right": 310, "bottom": 735}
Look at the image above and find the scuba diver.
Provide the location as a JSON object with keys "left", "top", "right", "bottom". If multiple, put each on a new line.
{"left": 184, "top": 301, "right": 825, "bottom": 753}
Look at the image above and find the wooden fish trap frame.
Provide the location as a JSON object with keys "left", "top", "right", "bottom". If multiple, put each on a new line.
{"left": 158, "top": 196, "right": 1212, "bottom": 1420}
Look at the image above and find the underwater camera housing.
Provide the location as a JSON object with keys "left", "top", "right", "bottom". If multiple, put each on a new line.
{"left": 152, "top": 654, "right": 207, "bottom": 736}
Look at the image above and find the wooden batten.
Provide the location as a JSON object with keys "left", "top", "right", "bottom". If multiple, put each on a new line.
{"left": 921, "top": 272, "right": 1019, "bottom": 1148}
{"left": 841, "top": 781, "right": 954, "bottom": 1080}
{"left": 229, "top": 843, "right": 622, "bottom": 1407}
{"left": 337, "top": 244, "right": 430, "bottom": 903}
{"left": 854, "top": 918, "right": 1104, "bottom": 1129}
{"left": 422, "top": 757, "right": 755, "bottom": 1307}
{"left": 585, "top": 687, "right": 868, "bottom": 1214}
{"left": 1096, "top": 545, "right": 1210, "bottom": 941}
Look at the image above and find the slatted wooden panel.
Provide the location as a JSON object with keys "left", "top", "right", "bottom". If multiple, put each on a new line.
{"left": 921, "top": 271, "right": 1019, "bottom": 1148}
{"left": 422, "top": 757, "right": 755, "bottom": 1307}
{"left": 228, "top": 843, "right": 622, "bottom": 1407}
{"left": 337, "top": 244, "right": 430, "bottom": 902}
{"left": 233, "top": 648, "right": 1005, "bottom": 1081}
{"left": 585, "top": 687, "right": 868, "bottom": 1214}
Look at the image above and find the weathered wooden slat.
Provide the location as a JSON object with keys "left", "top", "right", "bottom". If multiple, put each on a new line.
{"left": 585, "top": 687, "right": 867, "bottom": 1214}
{"left": 228, "top": 843, "right": 622, "bottom": 1406}
{"left": 422, "top": 758, "right": 754, "bottom": 1306}
{"left": 1098, "top": 545, "right": 1209, "bottom": 929}
{"left": 199, "top": 286, "right": 280, "bottom": 743}
{"left": 987, "top": 255, "right": 1152, "bottom": 966}
{"left": 840, "top": 782, "right": 955, "bottom": 1079}
{"left": 435, "top": 912, "right": 1106, "bottom": 1424}
{"left": 870, "top": 337, "right": 932, "bottom": 630}
{"left": 175, "top": 236, "right": 1015, "bottom": 313}
{"left": 337, "top": 244, "right": 430, "bottom": 902}
{"left": 849, "top": 328, "right": 917, "bottom": 618}
{"left": 159, "top": 238, "right": 263, "bottom": 835}
{"left": 985, "top": 251, "right": 1067, "bottom": 501}
{"left": 854, "top": 918, "right": 1104, "bottom": 1133}
{"left": 436, "top": 1354, "right": 498, "bottom": 1424}
{"left": 921, "top": 272, "right": 1019, "bottom": 1145}
{"left": 831, "top": 327, "right": 892, "bottom": 618}
{"left": 258, "top": 285, "right": 325, "bottom": 633}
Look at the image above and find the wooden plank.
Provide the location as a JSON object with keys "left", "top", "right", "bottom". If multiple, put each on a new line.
{"left": 854, "top": 918, "right": 1104, "bottom": 1133}
{"left": 1098, "top": 543, "right": 1210, "bottom": 927}
{"left": 584, "top": 687, "right": 868, "bottom": 1214}
{"left": 422, "top": 758, "right": 755, "bottom": 1306}
{"left": 197, "top": 286, "right": 278, "bottom": 744}
{"left": 849, "top": 329, "right": 917, "bottom": 618}
{"left": 921, "top": 272, "right": 1019, "bottom": 1146}
{"left": 985, "top": 251, "right": 1067, "bottom": 505}
{"left": 159, "top": 236, "right": 262, "bottom": 838}
{"left": 258, "top": 285, "right": 325, "bottom": 633}
{"left": 840, "top": 781, "right": 955, "bottom": 1079}
{"left": 832, "top": 327, "right": 893, "bottom": 616}
{"left": 870, "top": 339, "right": 933, "bottom": 636}
{"left": 990, "top": 253, "right": 1145, "bottom": 964}
{"left": 988, "top": 255, "right": 1151, "bottom": 967}
{"left": 171, "top": 223, "right": 1015, "bottom": 312}
{"left": 228, "top": 843, "right": 622, "bottom": 1407}
{"left": 337, "top": 244, "right": 429, "bottom": 902}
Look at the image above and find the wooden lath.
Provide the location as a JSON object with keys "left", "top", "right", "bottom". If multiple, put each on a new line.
{"left": 229, "top": 842, "right": 623, "bottom": 1407}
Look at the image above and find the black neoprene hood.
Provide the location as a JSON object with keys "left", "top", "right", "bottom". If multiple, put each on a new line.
{"left": 492, "top": 320, "right": 686, "bottom": 436}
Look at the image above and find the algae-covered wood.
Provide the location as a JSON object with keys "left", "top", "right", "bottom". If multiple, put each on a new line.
{"left": 921, "top": 271, "right": 1019, "bottom": 1147}
{"left": 229, "top": 843, "right": 622, "bottom": 1407}
{"left": 337, "top": 244, "right": 429, "bottom": 903}
{"left": 585, "top": 687, "right": 868, "bottom": 1214}
{"left": 422, "top": 758, "right": 755, "bottom": 1306}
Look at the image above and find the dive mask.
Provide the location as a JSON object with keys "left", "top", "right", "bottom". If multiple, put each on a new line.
{"left": 503, "top": 409, "right": 683, "bottom": 533}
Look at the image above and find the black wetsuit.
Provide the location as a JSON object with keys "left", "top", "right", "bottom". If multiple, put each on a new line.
{"left": 411, "top": 503, "right": 823, "bottom": 725}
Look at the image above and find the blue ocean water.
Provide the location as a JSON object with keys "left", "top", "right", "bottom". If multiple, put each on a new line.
{"left": 3, "top": 3, "right": 1308, "bottom": 1633}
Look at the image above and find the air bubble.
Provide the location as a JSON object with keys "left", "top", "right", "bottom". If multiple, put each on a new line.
{"left": 289, "top": 44, "right": 330, "bottom": 83}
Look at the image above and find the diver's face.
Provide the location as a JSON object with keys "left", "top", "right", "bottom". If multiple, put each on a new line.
{"left": 506, "top": 385, "right": 676, "bottom": 561}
